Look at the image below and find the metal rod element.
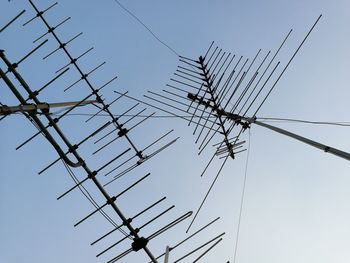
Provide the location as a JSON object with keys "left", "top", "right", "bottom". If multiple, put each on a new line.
{"left": 34, "top": 67, "right": 70, "bottom": 96}
{"left": 74, "top": 172, "right": 150, "bottom": 227}
{"left": 177, "top": 66, "right": 201, "bottom": 77}
{"left": 174, "top": 72, "right": 203, "bottom": 85}
{"left": 96, "top": 148, "right": 131, "bottom": 173}
{"left": 0, "top": 9, "right": 26, "bottom": 33}
{"left": 147, "top": 211, "right": 193, "bottom": 241}
{"left": 162, "top": 89, "right": 192, "bottom": 107}
{"left": 170, "top": 77, "right": 202, "bottom": 91}
{"left": 91, "top": 224, "right": 125, "bottom": 246}
{"left": 215, "top": 65, "right": 236, "bottom": 102}
{"left": 74, "top": 201, "right": 109, "bottom": 227}
{"left": 229, "top": 49, "right": 263, "bottom": 113}
{"left": 187, "top": 82, "right": 204, "bottom": 113}
{"left": 253, "top": 15, "right": 322, "bottom": 117}
{"left": 64, "top": 61, "right": 106, "bottom": 92}
{"left": 142, "top": 129, "right": 174, "bottom": 152}
{"left": 243, "top": 29, "right": 292, "bottom": 116}
{"left": 117, "top": 107, "right": 146, "bottom": 126}
{"left": 128, "top": 112, "right": 155, "bottom": 131}
{"left": 179, "top": 55, "right": 200, "bottom": 64}
{"left": 92, "top": 109, "right": 150, "bottom": 156}
{"left": 143, "top": 93, "right": 213, "bottom": 129}
{"left": 91, "top": 197, "right": 166, "bottom": 246}
{"left": 93, "top": 103, "right": 140, "bottom": 144}
{"left": 132, "top": 196, "right": 167, "bottom": 220}
{"left": 204, "top": 41, "right": 214, "bottom": 59}
{"left": 113, "top": 91, "right": 194, "bottom": 124}
{"left": 217, "top": 56, "right": 242, "bottom": 104}
{"left": 238, "top": 50, "right": 271, "bottom": 114}
{"left": 33, "top": 16, "right": 71, "bottom": 43}
{"left": 43, "top": 32, "right": 83, "bottom": 60}
{"left": 216, "top": 141, "right": 245, "bottom": 156}
{"left": 106, "top": 248, "right": 133, "bottom": 263}
{"left": 192, "top": 93, "right": 213, "bottom": 137}
{"left": 55, "top": 47, "right": 94, "bottom": 74}
{"left": 210, "top": 51, "right": 226, "bottom": 79}
{"left": 179, "top": 59, "right": 200, "bottom": 70}
{"left": 198, "top": 126, "right": 221, "bottom": 155}
{"left": 98, "top": 74, "right": 119, "bottom": 91}
{"left": 207, "top": 49, "right": 221, "bottom": 73}
{"left": 188, "top": 91, "right": 204, "bottom": 127}
{"left": 96, "top": 235, "right": 129, "bottom": 257}
{"left": 206, "top": 46, "right": 218, "bottom": 66}
{"left": 138, "top": 205, "right": 175, "bottom": 231}
{"left": 241, "top": 61, "right": 280, "bottom": 119}
{"left": 186, "top": 153, "right": 231, "bottom": 233}
{"left": 86, "top": 91, "right": 127, "bottom": 123}
{"left": 223, "top": 70, "right": 247, "bottom": 111}
{"left": 220, "top": 57, "right": 247, "bottom": 107}
{"left": 23, "top": 2, "right": 58, "bottom": 26}
{"left": 105, "top": 211, "right": 193, "bottom": 262}
{"left": 100, "top": 129, "right": 174, "bottom": 177}
{"left": 147, "top": 90, "right": 212, "bottom": 118}
{"left": 10, "top": 39, "right": 48, "bottom": 70}
{"left": 176, "top": 69, "right": 203, "bottom": 81}
{"left": 56, "top": 176, "right": 89, "bottom": 200}
{"left": 200, "top": 145, "right": 221, "bottom": 175}
{"left": 212, "top": 53, "right": 233, "bottom": 86}
{"left": 115, "top": 172, "right": 151, "bottom": 199}
{"left": 104, "top": 137, "right": 179, "bottom": 186}
{"left": 192, "top": 238, "right": 223, "bottom": 263}
{"left": 129, "top": 205, "right": 175, "bottom": 239}
{"left": 230, "top": 71, "right": 259, "bottom": 114}
{"left": 173, "top": 233, "right": 225, "bottom": 263}
{"left": 151, "top": 217, "right": 221, "bottom": 262}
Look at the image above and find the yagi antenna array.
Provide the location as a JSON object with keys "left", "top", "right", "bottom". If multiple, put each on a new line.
{"left": 119, "top": 14, "right": 350, "bottom": 232}
{"left": 1, "top": 1, "right": 226, "bottom": 262}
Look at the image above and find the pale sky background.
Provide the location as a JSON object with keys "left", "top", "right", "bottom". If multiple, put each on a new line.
{"left": 1, "top": 1, "right": 350, "bottom": 263}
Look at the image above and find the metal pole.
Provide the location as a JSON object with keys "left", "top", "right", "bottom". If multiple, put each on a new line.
{"left": 244, "top": 117, "right": 350, "bottom": 161}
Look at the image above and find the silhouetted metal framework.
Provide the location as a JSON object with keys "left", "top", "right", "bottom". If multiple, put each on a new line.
{"left": 1, "top": 1, "right": 226, "bottom": 262}
{"left": 119, "top": 14, "right": 350, "bottom": 232}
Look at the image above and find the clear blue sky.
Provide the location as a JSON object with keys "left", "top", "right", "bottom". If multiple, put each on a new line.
{"left": 1, "top": 1, "right": 350, "bottom": 263}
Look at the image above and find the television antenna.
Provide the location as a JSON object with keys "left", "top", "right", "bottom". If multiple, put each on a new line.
{"left": 117, "top": 14, "right": 350, "bottom": 234}
{"left": 1, "top": 1, "right": 227, "bottom": 262}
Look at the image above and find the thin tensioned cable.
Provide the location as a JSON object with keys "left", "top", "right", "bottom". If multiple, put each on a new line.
{"left": 61, "top": 160, "right": 131, "bottom": 239}
{"left": 23, "top": 109, "right": 126, "bottom": 234}
{"left": 62, "top": 161, "right": 116, "bottom": 227}
{"left": 113, "top": 0, "right": 180, "bottom": 56}
{"left": 256, "top": 117, "right": 350, "bottom": 127}
{"left": 233, "top": 129, "right": 251, "bottom": 263}
{"left": 48, "top": 112, "right": 350, "bottom": 127}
